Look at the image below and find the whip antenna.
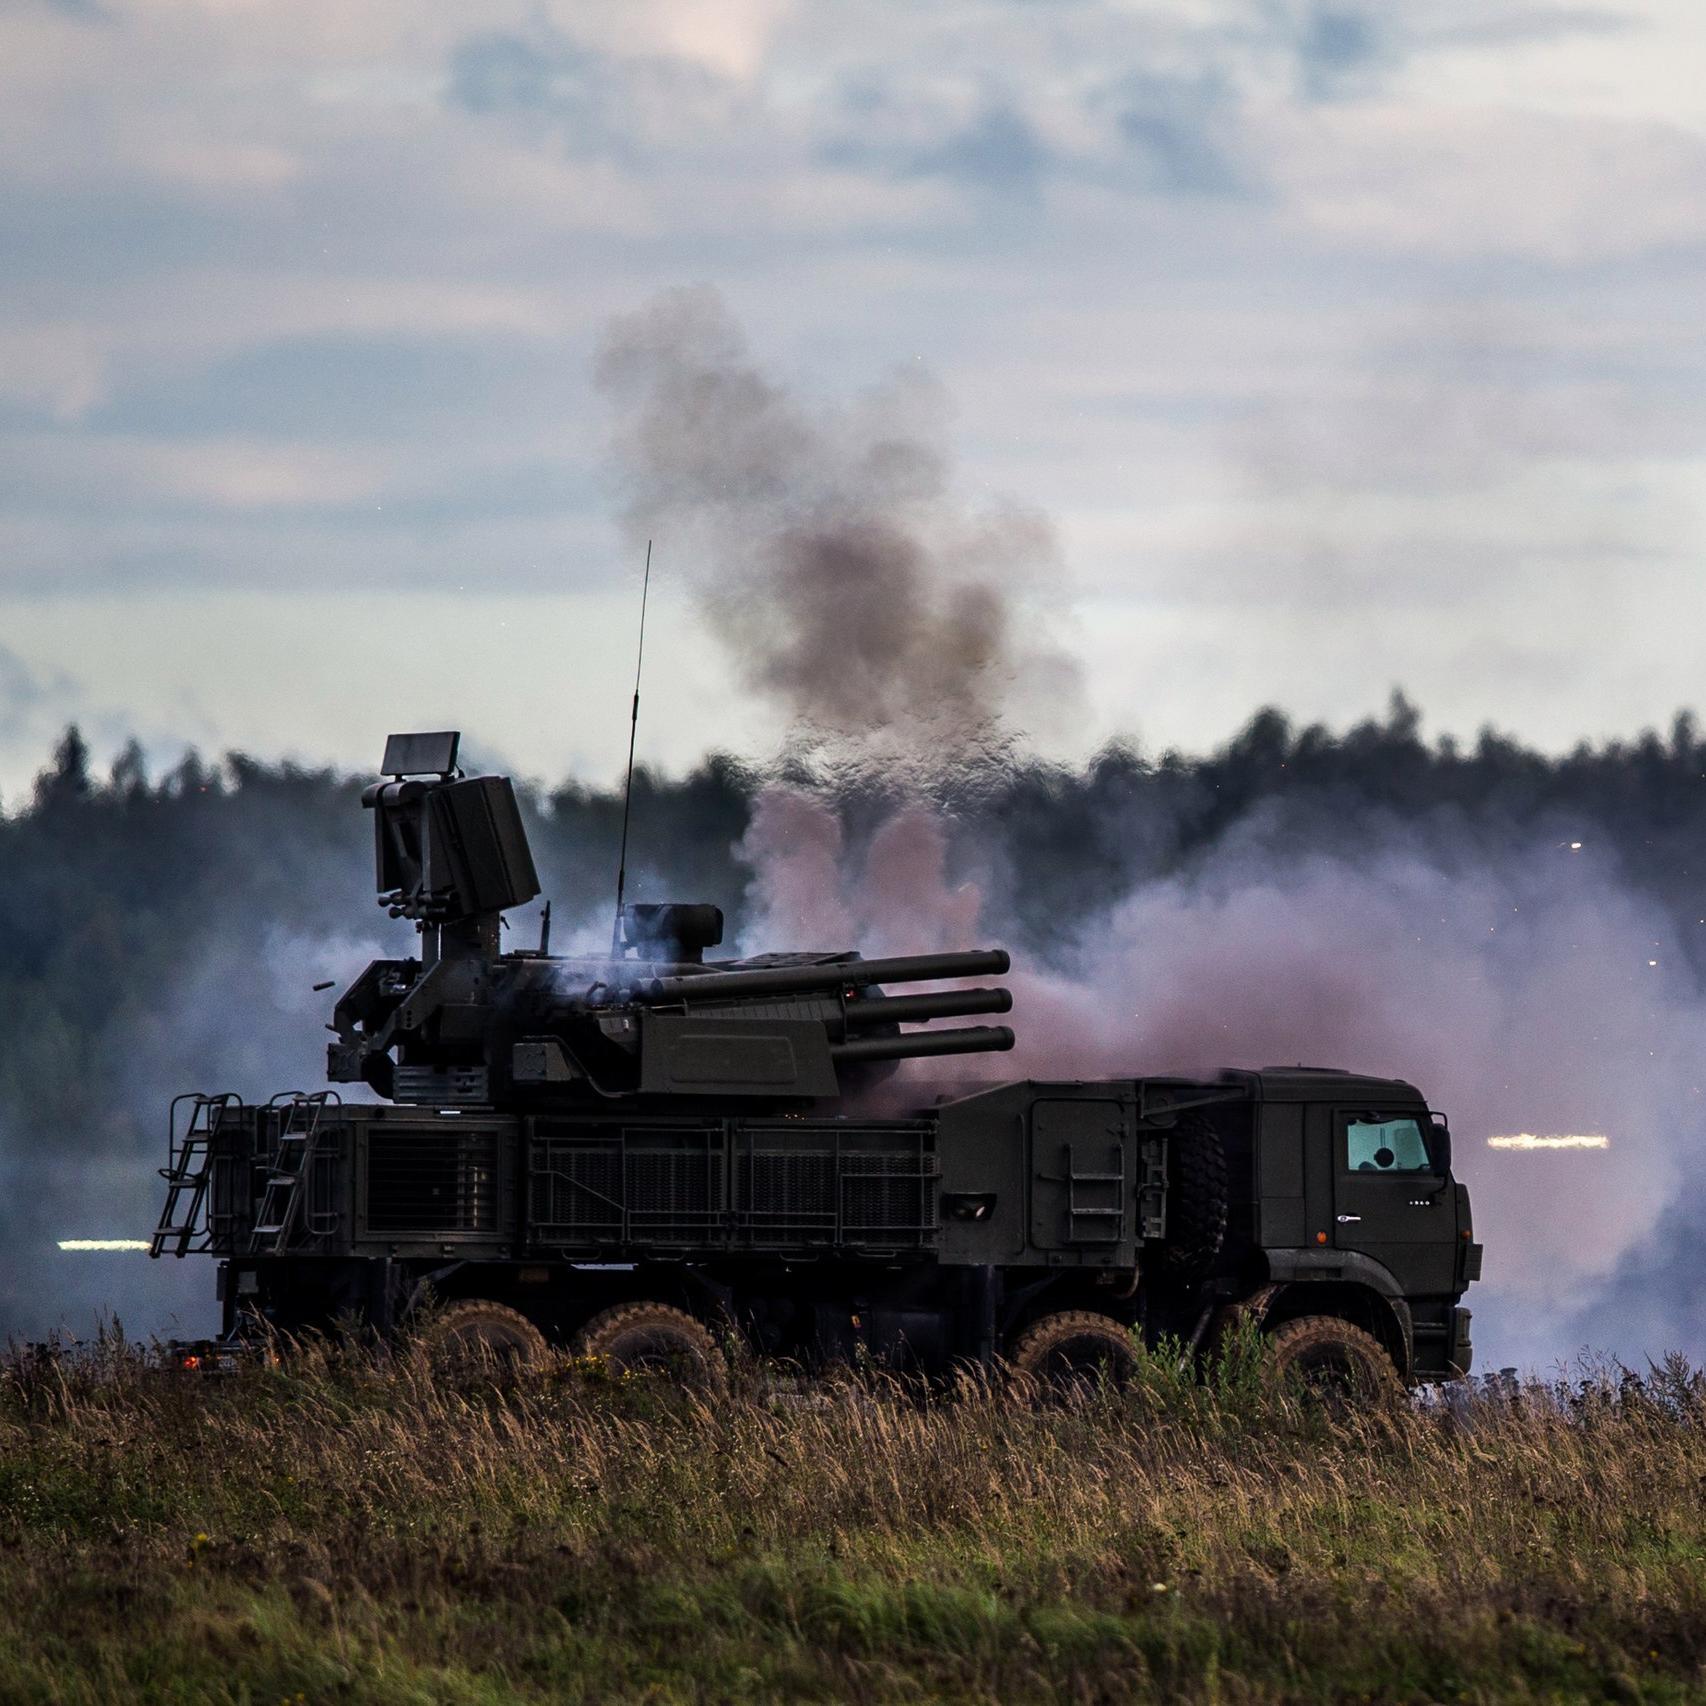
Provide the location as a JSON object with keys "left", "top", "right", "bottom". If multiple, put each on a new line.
{"left": 611, "top": 540, "right": 652, "bottom": 955}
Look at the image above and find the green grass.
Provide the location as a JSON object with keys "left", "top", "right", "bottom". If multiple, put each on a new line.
{"left": 2, "top": 1335, "right": 1705, "bottom": 1703}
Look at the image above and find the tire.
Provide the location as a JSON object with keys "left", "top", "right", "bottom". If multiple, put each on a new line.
{"left": 574, "top": 1302, "right": 729, "bottom": 1395}
{"left": 416, "top": 1300, "right": 548, "bottom": 1373}
{"left": 1008, "top": 1310, "right": 1140, "bottom": 1395}
{"left": 1162, "top": 1113, "right": 1228, "bottom": 1277}
{"left": 1266, "top": 1315, "right": 1400, "bottom": 1407}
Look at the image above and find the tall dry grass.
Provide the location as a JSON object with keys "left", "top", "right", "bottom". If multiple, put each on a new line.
{"left": 2, "top": 1331, "right": 1704, "bottom": 1703}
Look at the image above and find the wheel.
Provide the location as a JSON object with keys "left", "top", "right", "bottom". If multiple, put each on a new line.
{"left": 574, "top": 1302, "right": 729, "bottom": 1394}
{"left": 1266, "top": 1315, "right": 1400, "bottom": 1407}
{"left": 1162, "top": 1113, "right": 1228, "bottom": 1277}
{"left": 415, "top": 1300, "right": 549, "bottom": 1374}
{"left": 1008, "top": 1310, "right": 1140, "bottom": 1395}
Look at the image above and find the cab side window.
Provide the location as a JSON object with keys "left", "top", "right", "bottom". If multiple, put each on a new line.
{"left": 1345, "top": 1116, "right": 1433, "bottom": 1173}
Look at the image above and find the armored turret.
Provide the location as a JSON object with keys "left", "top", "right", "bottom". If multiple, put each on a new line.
{"left": 326, "top": 733, "right": 1015, "bottom": 1109}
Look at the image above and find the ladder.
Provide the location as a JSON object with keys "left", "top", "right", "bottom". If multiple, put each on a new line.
{"left": 249, "top": 1092, "right": 337, "bottom": 1256}
{"left": 1065, "top": 1141, "right": 1126, "bottom": 1245}
{"left": 152, "top": 1094, "right": 238, "bottom": 1257}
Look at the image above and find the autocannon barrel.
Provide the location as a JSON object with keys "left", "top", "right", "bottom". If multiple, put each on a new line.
{"left": 843, "top": 987, "right": 1013, "bottom": 1027}
{"left": 828, "top": 1024, "right": 1016, "bottom": 1064}
{"left": 641, "top": 948, "right": 1011, "bottom": 1005}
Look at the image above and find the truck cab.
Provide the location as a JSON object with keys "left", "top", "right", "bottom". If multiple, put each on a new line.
{"left": 1212, "top": 1068, "right": 1479, "bottom": 1382}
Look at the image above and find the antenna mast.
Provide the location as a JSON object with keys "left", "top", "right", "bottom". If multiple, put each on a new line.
{"left": 611, "top": 540, "right": 652, "bottom": 955}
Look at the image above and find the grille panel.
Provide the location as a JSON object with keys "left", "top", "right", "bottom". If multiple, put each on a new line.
{"left": 366, "top": 1129, "right": 500, "bottom": 1234}
{"left": 842, "top": 1153, "right": 937, "bottom": 1241}
{"left": 533, "top": 1147, "right": 623, "bottom": 1239}
{"left": 529, "top": 1122, "right": 938, "bottom": 1252}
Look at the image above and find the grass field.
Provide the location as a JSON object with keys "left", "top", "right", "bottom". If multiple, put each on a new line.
{"left": 2, "top": 1332, "right": 1704, "bottom": 1705}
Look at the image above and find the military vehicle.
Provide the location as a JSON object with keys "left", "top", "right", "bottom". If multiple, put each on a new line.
{"left": 152, "top": 732, "right": 1480, "bottom": 1393}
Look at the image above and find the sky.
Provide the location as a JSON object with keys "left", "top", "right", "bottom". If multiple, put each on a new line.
{"left": 1, "top": 0, "right": 1704, "bottom": 797}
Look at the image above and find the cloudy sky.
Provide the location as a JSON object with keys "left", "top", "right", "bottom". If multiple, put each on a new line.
{"left": 1, "top": 0, "right": 1703, "bottom": 797}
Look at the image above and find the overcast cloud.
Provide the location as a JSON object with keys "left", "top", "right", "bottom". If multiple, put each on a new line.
{"left": 0, "top": 0, "right": 1703, "bottom": 791}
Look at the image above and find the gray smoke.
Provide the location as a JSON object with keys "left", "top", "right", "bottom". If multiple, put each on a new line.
{"left": 597, "top": 285, "right": 1083, "bottom": 773}
{"left": 734, "top": 786, "right": 980, "bottom": 958}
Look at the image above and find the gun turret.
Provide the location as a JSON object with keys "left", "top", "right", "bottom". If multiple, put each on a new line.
{"left": 328, "top": 734, "right": 1016, "bottom": 1109}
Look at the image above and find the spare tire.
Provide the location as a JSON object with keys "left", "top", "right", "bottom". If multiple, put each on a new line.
{"left": 1162, "top": 1112, "right": 1228, "bottom": 1276}
{"left": 574, "top": 1302, "right": 729, "bottom": 1395}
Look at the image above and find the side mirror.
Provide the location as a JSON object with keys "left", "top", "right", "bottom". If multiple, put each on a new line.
{"left": 1430, "top": 1118, "right": 1452, "bottom": 1174}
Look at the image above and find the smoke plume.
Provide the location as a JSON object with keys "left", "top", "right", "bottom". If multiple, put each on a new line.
{"left": 597, "top": 285, "right": 1083, "bottom": 773}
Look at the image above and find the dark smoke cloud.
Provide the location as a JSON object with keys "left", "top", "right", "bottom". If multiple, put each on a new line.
{"left": 596, "top": 285, "right": 1083, "bottom": 772}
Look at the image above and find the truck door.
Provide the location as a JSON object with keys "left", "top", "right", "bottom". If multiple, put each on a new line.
{"left": 1330, "top": 1106, "right": 1459, "bottom": 1294}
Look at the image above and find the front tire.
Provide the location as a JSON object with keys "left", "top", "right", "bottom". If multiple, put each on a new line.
{"left": 1266, "top": 1315, "right": 1400, "bottom": 1406}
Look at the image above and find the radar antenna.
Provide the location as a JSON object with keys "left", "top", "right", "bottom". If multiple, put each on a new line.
{"left": 611, "top": 540, "right": 652, "bottom": 956}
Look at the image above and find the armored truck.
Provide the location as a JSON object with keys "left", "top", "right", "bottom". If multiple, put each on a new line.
{"left": 153, "top": 734, "right": 1480, "bottom": 1393}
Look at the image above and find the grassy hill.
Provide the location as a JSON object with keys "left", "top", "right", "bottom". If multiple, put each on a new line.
{"left": 3, "top": 1338, "right": 1703, "bottom": 1703}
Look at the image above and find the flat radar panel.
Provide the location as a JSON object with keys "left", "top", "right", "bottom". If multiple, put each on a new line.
{"left": 382, "top": 731, "right": 461, "bottom": 777}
